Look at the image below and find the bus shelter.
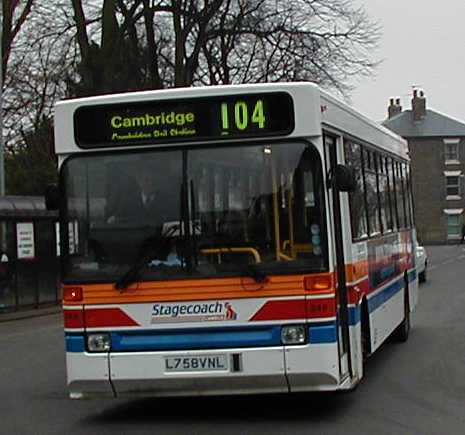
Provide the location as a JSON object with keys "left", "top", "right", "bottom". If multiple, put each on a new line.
{"left": 0, "top": 196, "right": 59, "bottom": 313}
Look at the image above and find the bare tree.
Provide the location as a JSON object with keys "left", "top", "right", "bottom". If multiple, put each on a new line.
{"left": 3, "top": 0, "right": 380, "bottom": 146}
{"left": 2, "top": 0, "right": 34, "bottom": 84}
{"left": 197, "top": 0, "right": 380, "bottom": 93}
{"left": 66, "top": 0, "right": 379, "bottom": 94}
{"left": 0, "top": 0, "right": 380, "bottom": 193}
{"left": 1, "top": 1, "right": 74, "bottom": 193}
{"left": 3, "top": 1, "right": 75, "bottom": 144}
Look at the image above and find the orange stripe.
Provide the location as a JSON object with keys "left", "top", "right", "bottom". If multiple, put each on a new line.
{"left": 345, "top": 260, "right": 368, "bottom": 283}
{"left": 62, "top": 264, "right": 382, "bottom": 306}
{"left": 63, "top": 273, "right": 336, "bottom": 305}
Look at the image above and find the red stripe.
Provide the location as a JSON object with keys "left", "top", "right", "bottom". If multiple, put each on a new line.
{"left": 84, "top": 308, "right": 139, "bottom": 328}
{"left": 306, "top": 297, "right": 336, "bottom": 318}
{"left": 348, "top": 278, "right": 370, "bottom": 304}
{"left": 63, "top": 309, "right": 84, "bottom": 328}
{"left": 251, "top": 300, "right": 306, "bottom": 321}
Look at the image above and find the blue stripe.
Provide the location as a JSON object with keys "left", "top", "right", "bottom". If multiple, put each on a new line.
{"left": 65, "top": 334, "right": 85, "bottom": 352}
{"left": 308, "top": 322, "right": 337, "bottom": 344}
{"left": 347, "top": 272, "right": 415, "bottom": 326}
{"left": 110, "top": 325, "right": 283, "bottom": 351}
{"left": 367, "top": 277, "right": 404, "bottom": 313}
{"left": 349, "top": 305, "right": 361, "bottom": 326}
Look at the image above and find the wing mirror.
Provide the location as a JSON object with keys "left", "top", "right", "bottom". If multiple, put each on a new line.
{"left": 45, "top": 184, "right": 60, "bottom": 210}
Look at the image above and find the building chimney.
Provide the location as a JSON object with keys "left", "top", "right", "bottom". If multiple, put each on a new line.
{"left": 412, "top": 89, "right": 426, "bottom": 121}
{"left": 388, "top": 97, "right": 402, "bottom": 119}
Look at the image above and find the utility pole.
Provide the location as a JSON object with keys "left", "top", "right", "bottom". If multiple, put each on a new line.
{"left": 0, "top": 10, "right": 5, "bottom": 196}
{"left": 0, "top": 12, "right": 6, "bottom": 255}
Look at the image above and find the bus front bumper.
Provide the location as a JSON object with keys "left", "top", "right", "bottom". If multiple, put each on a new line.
{"left": 67, "top": 344, "right": 340, "bottom": 399}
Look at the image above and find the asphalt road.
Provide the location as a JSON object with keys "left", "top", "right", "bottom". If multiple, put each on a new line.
{"left": 1, "top": 245, "right": 465, "bottom": 435}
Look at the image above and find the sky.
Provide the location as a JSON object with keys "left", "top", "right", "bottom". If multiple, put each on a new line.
{"left": 350, "top": 0, "right": 465, "bottom": 123}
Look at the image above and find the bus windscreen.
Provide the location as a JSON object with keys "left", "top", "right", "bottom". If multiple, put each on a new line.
{"left": 73, "top": 93, "right": 294, "bottom": 148}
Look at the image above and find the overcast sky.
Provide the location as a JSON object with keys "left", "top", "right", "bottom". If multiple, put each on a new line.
{"left": 350, "top": 0, "right": 465, "bottom": 123}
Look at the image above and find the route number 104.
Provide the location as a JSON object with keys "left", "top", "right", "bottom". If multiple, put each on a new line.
{"left": 220, "top": 100, "right": 266, "bottom": 133}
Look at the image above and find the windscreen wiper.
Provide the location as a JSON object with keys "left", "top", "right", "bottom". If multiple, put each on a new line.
{"left": 114, "top": 261, "right": 144, "bottom": 291}
{"left": 114, "top": 233, "right": 172, "bottom": 291}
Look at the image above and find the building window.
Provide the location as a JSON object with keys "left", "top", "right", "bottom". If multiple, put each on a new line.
{"left": 447, "top": 215, "right": 461, "bottom": 238}
{"left": 446, "top": 175, "right": 460, "bottom": 197}
{"left": 444, "top": 139, "right": 460, "bottom": 163}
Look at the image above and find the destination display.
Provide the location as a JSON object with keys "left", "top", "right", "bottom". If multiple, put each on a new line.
{"left": 74, "top": 93, "right": 294, "bottom": 148}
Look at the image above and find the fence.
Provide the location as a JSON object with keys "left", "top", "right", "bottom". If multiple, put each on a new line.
{"left": 0, "top": 196, "right": 60, "bottom": 313}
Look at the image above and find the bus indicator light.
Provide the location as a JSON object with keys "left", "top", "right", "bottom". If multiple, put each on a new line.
{"left": 63, "top": 286, "right": 83, "bottom": 302}
{"left": 304, "top": 276, "right": 333, "bottom": 293}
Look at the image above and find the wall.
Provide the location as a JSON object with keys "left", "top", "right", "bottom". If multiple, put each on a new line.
{"left": 409, "top": 137, "right": 465, "bottom": 244}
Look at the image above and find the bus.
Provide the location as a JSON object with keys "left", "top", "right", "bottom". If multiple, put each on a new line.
{"left": 50, "top": 82, "right": 419, "bottom": 398}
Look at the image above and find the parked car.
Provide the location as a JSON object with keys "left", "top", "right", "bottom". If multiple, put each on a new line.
{"left": 416, "top": 245, "right": 428, "bottom": 283}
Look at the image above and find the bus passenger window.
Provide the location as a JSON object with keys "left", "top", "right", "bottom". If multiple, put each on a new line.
{"left": 378, "top": 156, "right": 391, "bottom": 233}
{"left": 344, "top": 141, "right": 368, "bottom": 239}
{"left": 364, "top": 150, "right": 381, "bottom": 236}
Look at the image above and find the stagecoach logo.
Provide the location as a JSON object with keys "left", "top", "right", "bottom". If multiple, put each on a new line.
{"left": 151, "top": 301, "right": 237, "bottom": 324}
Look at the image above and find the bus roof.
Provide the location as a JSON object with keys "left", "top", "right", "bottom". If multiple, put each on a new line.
{"left": 320, "top": 89, "right": 408, "bottom": 159}
{"left": 54, "top": 82, "right": 408, "bottom": 159}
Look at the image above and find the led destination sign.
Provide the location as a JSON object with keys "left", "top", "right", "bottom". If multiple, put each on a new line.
{"left": 74, "top": 93, "right": 294, "bottom": 148}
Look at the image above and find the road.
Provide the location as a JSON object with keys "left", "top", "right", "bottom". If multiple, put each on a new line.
{"left": 1, "top": 245, "right": 465, "bottom": 435}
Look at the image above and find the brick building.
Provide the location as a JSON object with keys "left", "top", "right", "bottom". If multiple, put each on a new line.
{"left": 383, "top": 90, "right": 465, "bottom": 244}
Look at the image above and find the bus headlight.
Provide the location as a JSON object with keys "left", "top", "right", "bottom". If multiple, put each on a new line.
{"left": 281, "top": 325, "right": 307, "bottom": 345}
{"left": 87, "top": 333, "right": 111, "bottom": 352}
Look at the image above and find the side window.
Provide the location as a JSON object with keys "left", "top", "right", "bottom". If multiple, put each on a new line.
{"left": 378, "top": 155, "right": 390, "bottom": 233}
{"left": 364, "top": 149, "right": 380, "bottom": 235}
{"left": 395, "top": 162, "right": 406, "bottom": 229}
{"left": 400, "top": 163, "right": 410, "bottom": 227}
{"left": 385, "top": 157, "right": 395, "bottom": 231}
{"left": 390, "top": 159, "right": 399, "bottom": 230}
{"left": 344, "top": 141, "right": 368, "bottom": 239}
{"left": 403, "top": 163, "right": 413, "bottom": 227}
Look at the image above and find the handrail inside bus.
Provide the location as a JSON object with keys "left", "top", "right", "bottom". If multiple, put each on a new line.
{"left": 200, "top": 247, "right": 262, "bottom": 263}
{"left": 282, "top": 240, "right": 313, "bottom": 256}
{"left": 277, "top": 252, "right": 293, "bottom": 261}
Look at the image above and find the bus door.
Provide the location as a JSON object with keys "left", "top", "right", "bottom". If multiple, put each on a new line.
{"left": 324, "top": 133, "right": 352, "bottom": 379}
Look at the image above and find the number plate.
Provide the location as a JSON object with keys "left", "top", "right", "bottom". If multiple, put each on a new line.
{"left": 164, "top": 354, "right": 229, "bottom": 373}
